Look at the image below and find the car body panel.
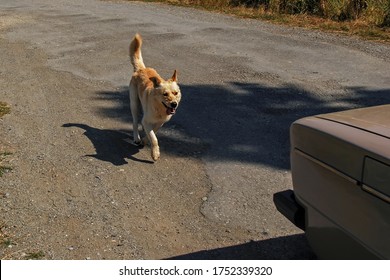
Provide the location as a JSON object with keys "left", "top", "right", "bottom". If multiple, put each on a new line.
{"left": 288, "top": 105, "right": 390, "bottom": 259}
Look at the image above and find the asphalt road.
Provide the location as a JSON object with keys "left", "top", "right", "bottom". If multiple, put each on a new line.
{"left": 0, "top": 0, "right": 389, "bottom": 260}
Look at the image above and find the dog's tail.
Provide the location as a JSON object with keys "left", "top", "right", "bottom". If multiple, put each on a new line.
{"left": 129, "top": 33, "right": 146, "bottom": 72}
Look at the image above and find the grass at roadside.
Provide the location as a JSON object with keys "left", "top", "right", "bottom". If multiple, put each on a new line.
{"left": 1, "top": 220, "right": 45, "bottom": 259}
{"left": 0, "top": 221, "right": 16, "bottom": 250}
{"left": 0, "top": 102, "right": 15, "bottom": 259}
{"left": 0, "top": 102, "right": 10, "bottom": 118}
{"left": 0, "top": 102, "right": 12, "bottom": 177}
{"left": 0, "top": 102, "right": 12, "bottom": 178}
{"left": 0, "top": 164, "right": 12, "bottom": 177}
{"left": 127, "top": 0, "right": 390, "bottom": 42}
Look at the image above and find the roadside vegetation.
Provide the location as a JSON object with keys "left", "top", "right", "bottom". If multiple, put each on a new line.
{"left": 0, "top": 102, "right": 12, "bottom": 177}
{"left": 132, "top": 0, "right": 390, "bottom": 42}
{"left": 0, "top": 156, "right": 12, "bottom": 177}
{"left": 0, "top": 102, "right": 14, "bottom": 259}
{"left": 0, "top": 102, "right": 10, "bottom": 118}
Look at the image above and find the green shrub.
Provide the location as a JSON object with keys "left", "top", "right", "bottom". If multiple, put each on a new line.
{"left": 363, "top": 0, "right": 390, "bottom": 26}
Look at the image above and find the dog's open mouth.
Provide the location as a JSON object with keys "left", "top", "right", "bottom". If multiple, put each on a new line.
{"left": 162, "top": 102, "right": 176, "bottom": 115}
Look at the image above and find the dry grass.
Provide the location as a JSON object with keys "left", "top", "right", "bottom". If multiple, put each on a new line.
{"left": 0, "top": 102, "right": 12, "bottom": 177}
{"left": 129, "top": 0, "right": 390, "bottom": 42}
{"left": 0, "top": 102, "right": 10, "bottom": 118}
{"left": 0, "top": 103, "right": 12, "bottom": 177}
{"left": 0, "top": 102, "right": 14, "bottom": 260}
{"left": 0, "top": 165, "right": 12, "bottom": 177}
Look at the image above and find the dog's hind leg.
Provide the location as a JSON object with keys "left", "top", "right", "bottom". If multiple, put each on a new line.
{"left": 129, "top": 83, "right": 142, "bottom": 146}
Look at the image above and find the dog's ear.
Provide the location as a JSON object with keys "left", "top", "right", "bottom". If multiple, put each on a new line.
{"left": 149, "top": 76, "right": 162, "bottom": 88}
{"left": 170, "top": 70, "right": 178, "bottom": 82}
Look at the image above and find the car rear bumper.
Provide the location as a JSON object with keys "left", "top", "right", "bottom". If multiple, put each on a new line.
{"left": 273, "top": 189, "right": 305, "bottom": 231}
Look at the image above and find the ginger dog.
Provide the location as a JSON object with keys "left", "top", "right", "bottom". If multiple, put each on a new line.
{"left": 129, "top": 33, "right": 181, "bottom": 161}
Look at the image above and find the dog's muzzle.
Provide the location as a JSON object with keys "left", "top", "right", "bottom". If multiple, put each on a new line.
{"left": 162, "top": 102, "right": 177, "bottom": 115}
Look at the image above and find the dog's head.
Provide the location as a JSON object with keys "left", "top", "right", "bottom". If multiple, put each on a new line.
{"left": 150, "top": 70, "right": 181, "bottom": 115}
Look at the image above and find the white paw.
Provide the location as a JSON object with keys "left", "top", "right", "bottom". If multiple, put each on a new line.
{"left": 151, "top": 147, "right": 160, "bottom": 161}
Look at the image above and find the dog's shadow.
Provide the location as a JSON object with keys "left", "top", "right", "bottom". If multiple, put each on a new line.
{"left": 62, "top": 123, "right": 153, "bottom": 165}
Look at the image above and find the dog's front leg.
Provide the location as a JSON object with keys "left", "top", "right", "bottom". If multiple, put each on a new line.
{"left": 141, "top": 123, "right": 162, "bottom": 146}
{"left": 143, "top": 123, "right": 160, "bottom": 161}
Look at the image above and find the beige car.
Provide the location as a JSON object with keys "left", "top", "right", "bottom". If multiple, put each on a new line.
{"left": 274, "top": 105, "right": 390, "bottom": 259}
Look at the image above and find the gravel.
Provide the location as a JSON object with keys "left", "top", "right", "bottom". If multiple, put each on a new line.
{"left": 0, "top": 0, "right": 389, "bottom": 260}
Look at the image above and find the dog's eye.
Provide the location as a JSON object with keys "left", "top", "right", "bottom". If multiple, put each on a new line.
{"left": 172, "top": 91, "right": 178, "bottom": 96}
{"left": 163, "top": 92, "right": 168, "bottom": 96}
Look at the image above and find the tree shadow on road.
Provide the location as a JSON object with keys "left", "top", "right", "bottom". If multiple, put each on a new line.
{"left": 175, "top": 83, "right": 390, "bottom": 170}
{"left": 89, "top": 83, "right": 389, "bottom": 259}
{"left": 93, "top": 84, "right": 390, "bottom": 170}
{"left": 62, "top": 123, "right": 154, "bottom": 165}
{"left": 94, "top": 87, "right": 131, "bottom": 124}
{"left": 167, "top": 233, "right": 316, "bottom": 260}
